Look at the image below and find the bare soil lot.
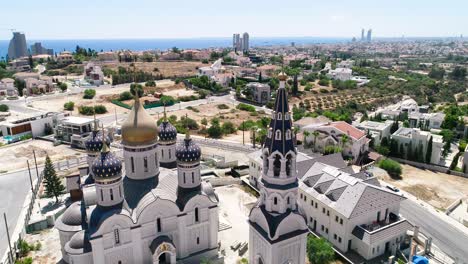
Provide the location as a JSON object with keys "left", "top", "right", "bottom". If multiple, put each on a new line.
{"left": 377, "top": 164, "right": 468, "bottom": 209}
{"left": 99, "top": 61, "right": 203, "bottom": 78}
{"left": 0, "top": 140, "right": 82, "bottom": 173}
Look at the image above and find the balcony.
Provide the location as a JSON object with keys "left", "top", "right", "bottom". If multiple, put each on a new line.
{"left": 352, "top": 214, "right": 413, "bottom": 245}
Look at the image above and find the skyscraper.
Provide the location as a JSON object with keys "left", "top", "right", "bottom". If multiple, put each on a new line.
{"left": 367, "top": 29, "right": 372, "bottom": 42}
{"left": 361, "top": 28, "right": 365, "bottom": 41}
{"left": 31, "top": 42, "right": 54, "bottom": 56}
{"left": 242, "top": 32, "right": 249, "bottom": 52}
{"left": 8, "top": 32, "right": 28, "bottom": 59}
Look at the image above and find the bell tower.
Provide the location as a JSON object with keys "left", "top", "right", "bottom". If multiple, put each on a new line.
{"left": 248, "top": 72, "right": 307, "bottom": 264}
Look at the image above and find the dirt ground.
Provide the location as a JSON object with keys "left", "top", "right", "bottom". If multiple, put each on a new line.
{"left": 0, "top": 140, "right": 82, "bottom": 173}
{"left": 99, "top": 61, "right": 203, "bottom": 78}
{"left": 377, "top": 164, "right": 468, "bottom": 209}
{"left": 23, "top": 228, "right": 62, "bottom": 264}
{"left": 30, "top": 80, "right": 187, "bottom": 117}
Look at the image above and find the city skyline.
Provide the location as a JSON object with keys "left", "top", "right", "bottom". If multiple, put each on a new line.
{"left": 1, "top": 0, "right": 467, "bottom": 40}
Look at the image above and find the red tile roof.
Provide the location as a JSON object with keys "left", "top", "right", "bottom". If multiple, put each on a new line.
{"left": 329, "top": 121, "right": 366, "bottom": 140}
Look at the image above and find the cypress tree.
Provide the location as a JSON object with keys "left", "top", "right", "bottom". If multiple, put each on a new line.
{"left": 43, "top": 155, "right": 65, "bottom": 203}
{"left": 426, "top": 136, "right": 433, "bottom": 164}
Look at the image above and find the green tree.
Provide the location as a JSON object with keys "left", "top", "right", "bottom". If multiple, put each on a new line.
{"left": 207, "top": 120, "right": 223, "bottom": 138}
{"left": 58, "top": 82, "right": 67, "bottom": 92}
{"left": 222, "top": 121, "right": 237, "bottom": 134}
{"left": 312, "top": 131, "right": 320, "bottom": 152}
{"left": 83, "top": 88, "right": 96, "bottom": 99}
{"left": 426, "top": 136, "right": 433, "bottom": 163}
{"left": 390, "top": 120, "right": 399, "bottom": 134}
{"left": 130, "top": 83, "right": 144, "bottom": 97}
{"left": 449, "top": 66, "right": 467, "bottom": 81}
{"left": 119, "top": 91, "right": 133, "bottom": 101}
{"left": 43, "top": 155, "right": 65, "bottom": 203}
{"left": 15, "top": 78, "right": 26, "bottom": 96}
{"left": 292, "top": 74, "right": 299, "bottom": 95}
{"left": 0, "top": 104, "right": 9, "bottom": 112}
{"left": 377, "top": 158, "right": 402, "bottom": 178}
{"left": 307, "top": 236, "right": 335, "bottom": 264}
{"left": 63, "top": 101, "right": 75, "bottom": 111}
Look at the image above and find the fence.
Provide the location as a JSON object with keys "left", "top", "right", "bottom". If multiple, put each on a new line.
{"left": 1, "top": 156, "right": 87, "bottom": 264}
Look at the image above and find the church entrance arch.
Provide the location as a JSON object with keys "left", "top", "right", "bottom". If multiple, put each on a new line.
{"left": 150, "top": 236, "right": 176, "bottom": 264}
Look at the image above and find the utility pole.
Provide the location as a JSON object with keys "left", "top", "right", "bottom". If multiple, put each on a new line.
{"left": 3, "top": 213, "right": 14, "bottom": 263}
{"left": 27, "top": 160, "right": 34, "bottom": 193}
{"left": 33, "top": 150, "right": 39, "bottom": 180}
{"left": 242, "top": 122, "right": 245, "bottom": 145}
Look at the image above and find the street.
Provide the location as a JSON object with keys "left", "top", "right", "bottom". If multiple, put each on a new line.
{"left": 400, "top": 199, "right": 468, "bottom": 263}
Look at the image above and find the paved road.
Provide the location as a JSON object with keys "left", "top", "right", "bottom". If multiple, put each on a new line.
{"left": 400, "top": 199, "right": 468, "bottom": 262}
{"left": 0, "top": 168, "right": 39, "bottom": 261}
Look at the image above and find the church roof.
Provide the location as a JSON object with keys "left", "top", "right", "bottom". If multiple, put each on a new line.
{"left": 65, "top": 230, "right": 92, "bottom": 254}
{"left": 176, "top": 136, "right": 201, "bottom": 162}
{"left": 91, "top": 144, "right": 122, "bottom": 180}
{"left": 263, "top": 78, "right": 295, "bottom": 156}
{"left": 158, "top": 121, "right": 177, "bottom": 142}
{"left": 55, "top": 201, "right": 85, "bottom": 232}
{"left": 121, "top": 95, "right": 158, "bottom": 146}
{"left": 85, "top": 129, "right": 110, "bottom": 153}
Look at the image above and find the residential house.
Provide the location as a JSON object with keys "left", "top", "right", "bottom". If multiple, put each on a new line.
{"left": 97, "top": 51, "right": 118, "bottom": 62}
{"left": 198, "top": 59, "right": 232, "bottom": 87}
{"left": 8, "top": 58, "right": 31, "bottom": 72}
{"left": 25, "top": 76, "right": 54, "bottom": 95}
{"left": 303, "top": 121, "right": 369, "bottom": 162}
{"left": 84, "top": 62, "right": 104, "bottom": 85}
{"left": 298, "top": 162, "right": 411, "bottom": 260}
{"left": 56, "top": 51, "right": 73, "bottom": 64}
{"left": 355, "top": 120, "right": 394, "bottom": 146}
{"left": 160, "top": 51, "right": 181, "bottom": 61}
{"left": 0, "top": 112, "right": 65, "bottom": 142}
{"left": 0, "top": 78, "right": 18, "bottom": 97}
{"left": 408, "top": 112, "right": 445, "bottom": 130}
{"left": 391, "top": 127, "right": 443, "bottom": 164}
{"left": 246, "top": 82, "right": 270, "bottom": 105}
{"left": 327, "top": 68, "right": 353, "bottom": 81}
{"left": 55, "top": 116, "right": 95, "bottom": 148}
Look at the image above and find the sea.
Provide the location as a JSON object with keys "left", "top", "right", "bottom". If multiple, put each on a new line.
{"left": 0, "top": 37, "right": 351, "bottom": 58}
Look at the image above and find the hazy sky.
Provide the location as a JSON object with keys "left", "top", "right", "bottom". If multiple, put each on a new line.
{"left": 1, "top": 0, "right": 467, "bottom": 40}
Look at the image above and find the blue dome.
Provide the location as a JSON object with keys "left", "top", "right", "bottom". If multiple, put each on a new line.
{"left": 158, "top": 121, "right": 177, "bottom": 141}
{"left": 85, "top": 130, "right": 111, "bottom": 152}
{"left": 92, "top": 149, "right": 122, "bottom": 180}
{"left": 176, "top": 137, "right": 201, "bottom": 162}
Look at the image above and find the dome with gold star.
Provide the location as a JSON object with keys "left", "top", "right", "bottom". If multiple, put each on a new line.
{"left": 121, "top": 95, "right": 158, "bottom": 146}
{"left": 92, "top": 143, "right": 122, "bottom": 181}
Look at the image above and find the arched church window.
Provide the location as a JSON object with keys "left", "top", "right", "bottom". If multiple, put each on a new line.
{"left": 157, "top": 218, "right": 162, "bottom": 232}
{"left": 275, "top": 130, "right": 281, "bottom": 140}
{"left": 286, "top": 154, "right": 292, "bottom": 177}
{"left": 274, "top": 197, "right": 278, "bottom": 205}
{"left": 287, "top": 196, "right": 290, "bottom": 204}
{"left": 273, "top": 154, "right": 281, "bottom": 177}
{"left": 183, "top": 172, "right": 186, "bottom": 184}
{"left": 268, "top": 129, "right": 272, "bottom": 138}
{"left": 114, "top": 229, "right": 120, "bottom": 244}
{"left": 285, "top": 112, "right": 290, "bottom": 120}
{"left": 161, "top": 149, "right": 164, "bottom": 158}
{"left": 119, "top": 186, "right": 122, "bottom": 197}
{"left": 143, "top": 157, "right": 148, "bottom": 172}
{"left": 100, "top": 189, "right": 103, "bottom": 201}
{"left": 286, "top": 130, "right": 292, "bottom": 140}
{"left": 277, "top": 112, "right": 282, "bottom": 120}
{"left": 155, "top": 153, "right": 158, "bottom": 166}
{"left": 110, "top": 188, "right": 114, "bottom": 201}
{"left": 195, "top": 208, "right": 199, "bottom": 222}
{"left": 192, "top": 172, "right": 195, "bottom": 183}
{"left": 169, "top": 149, "right": 171, "bottom": 159}
{"left": 130, "top": 157, "right": 135, "bottom": 173}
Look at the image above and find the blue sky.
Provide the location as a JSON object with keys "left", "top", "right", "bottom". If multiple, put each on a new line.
{"left": 1, "top": 0, "right": 467, "bottom": 40}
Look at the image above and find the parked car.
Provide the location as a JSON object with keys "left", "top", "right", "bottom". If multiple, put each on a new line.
{"left": 386, "top": 185, "right": 400, "bottom": 192}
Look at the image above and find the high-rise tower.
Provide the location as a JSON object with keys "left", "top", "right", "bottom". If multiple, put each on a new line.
{"left": 8, "top": 32, "right": 28, "bottom": 59}
{"left": 367, "top": 29, "right": 372, "bottom": 42}
{"left": 361, "top": 28, "right": 365, "bottom": 41}
{"left": 248, "top": 72, "right": 308, "bottom": 264}
{"left": 242, "top": 32, "right": 250, "bottom": 52}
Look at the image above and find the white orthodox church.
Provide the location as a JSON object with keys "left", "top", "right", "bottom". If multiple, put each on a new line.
{"left": 56, "top": 96, "right": 219, "bottom": 264}
{"left": 248, "top": 72, "right": 308, "bottom": 264}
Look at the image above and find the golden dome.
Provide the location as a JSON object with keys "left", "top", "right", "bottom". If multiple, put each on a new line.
{"left": 278, "top": 72, "right": 288, "bottom": 81}
{"left": 121, "top": 96, "right": 158, "bottom": 146}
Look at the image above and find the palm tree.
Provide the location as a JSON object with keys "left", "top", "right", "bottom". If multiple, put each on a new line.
{"left": 303, "top": 130, "right": 310, "bottom": 148}
{"left": 341, "top": 134, "right": 349, "bottom": 150}
{"left": 312, "top": 131, "right": 320, "bottom": 152}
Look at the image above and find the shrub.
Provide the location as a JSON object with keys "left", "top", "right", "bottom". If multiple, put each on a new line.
{"left": 83, "top": 89, "right": 96, "bottom": 99}
{"left": 119, "top": 91, "right": 133, "bottom": 101}
{"left": 318, "top": 78, "right": 329, "bottom": 86}
{"left": 207, "top": 118, "right": 223, "bottom": 138}
{"left": 236, "top": 103, "right": 256, "bottom": 112}
{"left": 377, "top": 158, "right": 402, "bottom": 178}
{"left": 0, "top": 104, "right": 9, "bottom": 112}
{"left": 159, "top": 95, "right": 176, "bottom": 106}
{"left": 222, "top": 121, "right": 237, "bottom": 134}
{"left": 307, "top": 236, "right": 335, "bottom": 264}
{"left": 145, "top": 80, "right": 156, "bottom": 87}
{"left": 319, "top": 88, "right": 329, "bottom": 93}
{"left": 78, "top": 106, "right": 94, "bottom": 115}
{"left": 178, "top": 95, "right": 199, "bottom": 102}
{"left": 324, "top": 145, "right": 342, "bottom": 155}
{"left": 217, "top": 104, "right": 230, "bottom": 110}
{"left": 186, "top": 106, "right": 200, "bottom": 113}
{"left": 94, "top": 105, "right": 107, "bottom": 114}
{"left": 58, "top": 82, "right": 68, "bottom": 92}
{"left": 63, "top": 101, "right": 75, "bottom": 111}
